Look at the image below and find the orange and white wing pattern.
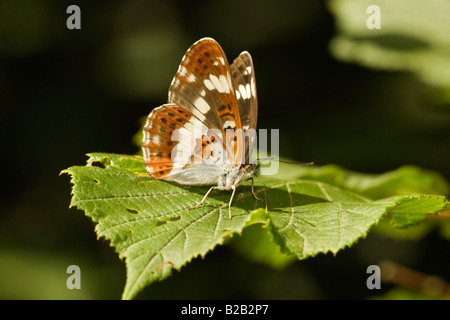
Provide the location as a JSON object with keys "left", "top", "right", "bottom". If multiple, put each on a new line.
{"left": 142, "top": 38, "right": 258, "bottom": 186}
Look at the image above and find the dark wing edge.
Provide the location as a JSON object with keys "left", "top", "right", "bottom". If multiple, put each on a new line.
{"left": 230, "top": 51, "right": 257, "bottom": 131}
{"left": 230, "top": 51, "right": 258, "bottom": 164}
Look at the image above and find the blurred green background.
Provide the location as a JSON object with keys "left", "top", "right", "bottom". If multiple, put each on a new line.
{"left": 0, "top": 0, "right": 449, "bottom": 299}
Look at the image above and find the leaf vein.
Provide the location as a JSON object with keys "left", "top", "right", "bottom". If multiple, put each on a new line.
{"left": 278, "top": 183, "right": 295, "bottom": 232}
{"left": 127, "top": 202, "right": 228, "bottom": 296}
{"left": 77, "top": 191, "right": 193, "bottom": 202}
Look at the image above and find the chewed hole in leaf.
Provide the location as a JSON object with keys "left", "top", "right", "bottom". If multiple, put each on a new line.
{"left": 155, "top": 216, "right": 181, "bottom": 227}
{"left": 126, "top": 208, "right": 139, "bottom": 214}
{"left": 90, "top": 160, "right": 106, "bottom": 168}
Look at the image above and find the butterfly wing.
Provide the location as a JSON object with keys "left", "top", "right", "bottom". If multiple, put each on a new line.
{"left": 142, "top": 103, "right": 227, "bottom": 185}
{"left": 230, "top": 51, "right": 258, "bottom": 164}
{"left": 168, "top": 38, "right": 245, "bottom": 165}
{"left": 230, "top": 51, "right": 257, "bottom": 132}
{"left": 143, "top": 38, "right": 258, "bottom": 185}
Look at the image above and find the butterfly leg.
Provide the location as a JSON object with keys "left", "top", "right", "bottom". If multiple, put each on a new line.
{"left": 243, "top": 177, "right": 262, "bottom": 201}
{"left": 188, "top": 186, "right": 219, "bottom": 211}
{"left": 250, "top": 177, "right": 262, "bottom": 201}
{"left": 228, "top": 185, "right": 237, "bottom": 219}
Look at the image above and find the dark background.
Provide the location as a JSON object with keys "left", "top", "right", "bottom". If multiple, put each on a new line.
{"left": 0, "top": 0, "right": 449, "bottom": 299}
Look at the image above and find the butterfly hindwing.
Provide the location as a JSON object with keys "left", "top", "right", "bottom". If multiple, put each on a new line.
{"left": 143, "top": 103, "right": 227, "bottom": 184}
{"left": 143, "top": 103, "right": 192, "bottom": 179}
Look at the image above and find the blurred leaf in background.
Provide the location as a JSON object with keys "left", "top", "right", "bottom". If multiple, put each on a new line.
{"left": 276, "top": 161, "right": 449, "bottom": 199}
{"left": 328, "top": 0, "right": 450, "bottom": 88}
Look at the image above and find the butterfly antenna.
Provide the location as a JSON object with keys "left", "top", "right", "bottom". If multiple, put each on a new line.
{"left": 256, "top": 155, "right": 314, "bottom": 166}
{"left": 256, "top": 155, "right": 277, "bottom": 163}
{"left": 277, "top": 160, "right": 314, "bottom": 165}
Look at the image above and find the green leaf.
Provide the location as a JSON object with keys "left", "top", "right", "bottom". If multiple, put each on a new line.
{"left": 264, "top": 181, "right": 446, "bottom": 259}
{"left": 328, "top": 0, "right": 450, "bottom": 87}
{"left": 373, "top": 207, "right": 450, "bottom": 241}
{"left": 277, "top": 162, "right": 449, "bottom": 200}
{"left": 63, "top": 154, "right": 265, "bottom": 299}
{"left": 62, "top": 153, "right": 448, "bottom": 299}
{"left": 87, "top": 153, "right": 146, "bottom": 172}
{"left": 388, "top": 195, "right": 448, "bottom": 228}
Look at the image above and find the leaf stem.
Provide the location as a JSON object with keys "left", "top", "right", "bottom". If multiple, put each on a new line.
{"left": 380, "top": 260, "right": 450, "bottom": 299}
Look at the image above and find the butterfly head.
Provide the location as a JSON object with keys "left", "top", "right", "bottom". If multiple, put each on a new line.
{"left": 242, "top": 163, "right": 260, "bottom": 179}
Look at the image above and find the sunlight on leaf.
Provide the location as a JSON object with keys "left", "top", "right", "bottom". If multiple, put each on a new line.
{"left": 62, "top": 153, "right": 448, "bottom": 299}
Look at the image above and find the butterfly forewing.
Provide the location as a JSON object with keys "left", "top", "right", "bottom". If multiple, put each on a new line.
{"left": 168, "top": 38, "right": 246, "bottom": 165}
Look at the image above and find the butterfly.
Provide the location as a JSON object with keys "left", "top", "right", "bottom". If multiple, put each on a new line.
{"left": 142, "top": 37, "right": 265, "bottom": 219}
